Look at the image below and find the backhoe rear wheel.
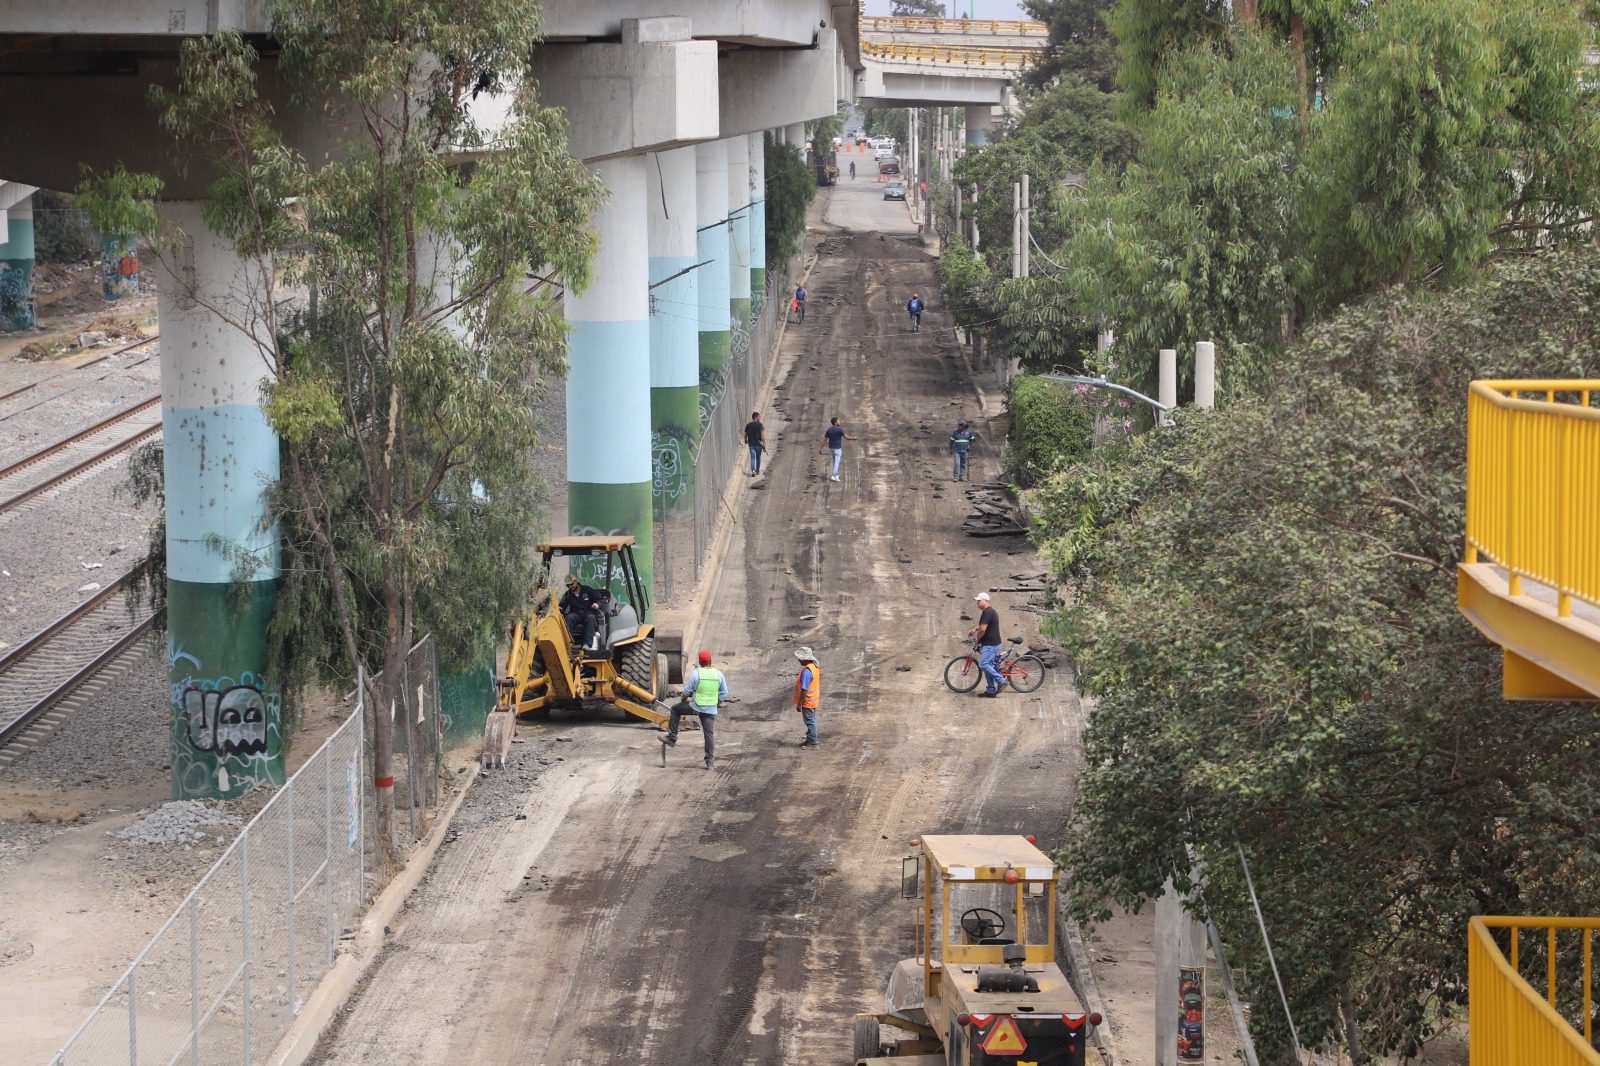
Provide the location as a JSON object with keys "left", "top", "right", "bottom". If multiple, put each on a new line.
{"left": 618, "top": 635, "right": 657, "bottom": 700}
{"left": 852, "top": 1015, "right": 882, "bottom": 1062}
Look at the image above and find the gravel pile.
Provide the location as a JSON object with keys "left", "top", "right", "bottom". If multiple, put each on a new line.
{"left": 112, "top": 800, "right": 242, "bottom": 846}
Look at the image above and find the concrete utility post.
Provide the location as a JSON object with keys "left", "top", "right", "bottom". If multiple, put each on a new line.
{"left": 1156, "top": 880, "right": 1209, "bottom": 1066}
{"left": 965, "top": 103, "right": 992, "bottom": 146}
{"left": 564, "top": 156, "right": 654, "bottom": 598}
{"left": 156, "top": 200, "right": 284, "bottom": 800}
{"left": 1011, "top": 181, "right": 1021, "bottom": 279}
{"left": 1195, "top": 340, "right": 1216, "bottom": 409}
{"left": 648, "top": 146, "right": 701, "bottom": 519}
{"left": 1020, "top": 171, "right": 1030, "bottom": 278}
{"left": 1159, "top": 348, "right": 1177, "bottom": 426}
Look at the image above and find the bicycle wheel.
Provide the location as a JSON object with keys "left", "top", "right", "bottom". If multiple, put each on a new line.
{"left": 1005, "top": 654, "right": 1046, "bottom": 693}
{"left": 944, "top": 654, "right": 982, "bottom": 693}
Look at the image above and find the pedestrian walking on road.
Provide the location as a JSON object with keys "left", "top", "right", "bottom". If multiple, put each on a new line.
{"left": 906, "top": 292, "right": 924, "bottom": 332}
{"left": 971, "top": 592, "right": 1006, "bottom": 696}
{"left": 743, "top": 412, "right": 767, "bottom": 476}
{"left": 822, "top": 417, "right": 858, "bottom": 482}
{"left": 664, "top": 649, "right": 728, "bottom": 769}
{"left": 793, "top": 284, "right": 808, "bottom": 323}
{"left": 949, "top": 420, "right": 978, "bottom": 482}
{"left": 793, "top": 647, "right": 821, "bottom": 747}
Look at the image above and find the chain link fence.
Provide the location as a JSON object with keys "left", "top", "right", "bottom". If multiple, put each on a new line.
{"left": 654, "top": 254, "right": 803, "bottom": 604}
{"left": 50, "top": 637, "right": 446, "bottom": 1066}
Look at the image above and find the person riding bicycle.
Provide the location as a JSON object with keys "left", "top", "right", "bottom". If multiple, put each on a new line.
{"left": 793, "top": 284, "right": 808, "bottom": 323}
{"left": 971, "top": 591, "right": 1005, "bottom": 696}
{"left": 906, "top": 292, "right": 924, "bottom": 332}
{"left": 849, "top": 160, "right": 856, "bottom": 180}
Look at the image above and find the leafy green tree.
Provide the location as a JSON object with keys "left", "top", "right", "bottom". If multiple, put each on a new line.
{"left": 1042, "top": 247, "right": 1600, "bottom": 1060}
{"left": 862, "top": 107, "right": 909, "bottom": 146}
{"left": 1298, "top": 0, "right": 1600, "bottom": 311}
{"left": 765, "top": 132, "right": 816, "bottom": 269}
{"left": 1021, "top": 0, "right": 1120, "bottom": 92}
{"left": 1108, "top": 0, "right": 1230, "bottom": 113}
{"left": 891, "top": 0, "right": 947, "bottom": 15}
{"left": 152, "top": 1, "right": 603, "bottom": 860}
{"left": 1050, "top": 33, "right": 1300, "bottom": 398}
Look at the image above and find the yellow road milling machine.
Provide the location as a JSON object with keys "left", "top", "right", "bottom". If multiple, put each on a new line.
{"left": 482, "top": 537, "right": 682, "bottom": 765}
{"left": 853, "top": 834, "right": 1104, "bottom": 1066}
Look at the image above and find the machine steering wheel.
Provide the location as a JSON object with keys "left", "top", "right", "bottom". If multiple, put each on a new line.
{"left": 959, "top": 907, "right": 1008, "bottom": 941}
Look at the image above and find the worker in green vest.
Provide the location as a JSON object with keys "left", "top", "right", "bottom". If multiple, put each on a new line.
{"left": 663, "top": 649, "right": 729, "bottom": 770}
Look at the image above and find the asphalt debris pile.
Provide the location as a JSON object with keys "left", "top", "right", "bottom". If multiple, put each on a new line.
{"left": 962, "top": 485, "right": 1026, "bottom": 538}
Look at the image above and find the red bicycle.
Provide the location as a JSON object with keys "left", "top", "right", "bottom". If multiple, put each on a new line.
{"left": 943, "top": 637, "right": 1045, "bottom": 693}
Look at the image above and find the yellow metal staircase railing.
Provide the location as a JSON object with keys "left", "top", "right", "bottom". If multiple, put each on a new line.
{"left": 860, "top": 15, "right": 1048, "bottom": 36}
{"left": 1469, "top": 917, "right": 1600, "bottom": 1065}
{"left": 860, "top": 40, "right": 1036, "bottom": 68}
{"left": 1457, "top": 380, "right": 1600, "bottom": 699}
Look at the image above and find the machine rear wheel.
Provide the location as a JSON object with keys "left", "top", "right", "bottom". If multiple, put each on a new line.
{"left": 943, "top": 653, "right": 982, "bottom": 693}
{"left": 1007, "top": 654, "right": 1046, "bottom": 693}
{"left": 619, "top": 635, "right": 657, "bottom": 698}
{"left": 852, "top": 1015, "right": 882, "bottom": 1062}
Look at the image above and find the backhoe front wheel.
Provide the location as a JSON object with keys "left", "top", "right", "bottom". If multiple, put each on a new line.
{"left": 852, "top": 1015, "right": 882, "bottom": 1062}
{"left": 618, "top": 635, "right": 657, "bottom": 699}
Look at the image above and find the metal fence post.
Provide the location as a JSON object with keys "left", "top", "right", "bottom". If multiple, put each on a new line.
{"left": 241, "top": 830, "right": 251, "bottom": 1065}
{"left": 287, "top": 781, "right": 297, "bottom": 1016}
{"left": 127, "top": 970, "right": 137, "bottom": 1066}
{"left": 189, "top": 898, "right": 199, "bottom": 1066}
{"left": 324, "top": 741, "right": 334, "bottom": 967}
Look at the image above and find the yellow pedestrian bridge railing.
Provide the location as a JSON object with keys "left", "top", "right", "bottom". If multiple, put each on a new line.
{"left": 1458, "top": 380, "right": 1600, "bottom": 699}
{"left": 860, "top": 15, "right": 1048, "bottom": 37}
{"left": 1468, "top": 917, "right": 1600, "bottom": 1065}
{"left": 860, "top": 41, "right": 1037, "bottom": 69}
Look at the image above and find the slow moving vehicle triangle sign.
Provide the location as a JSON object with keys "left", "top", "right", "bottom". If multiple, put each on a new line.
{"left": 979, "top": 1014, "right": 1028, "bottom": 1055}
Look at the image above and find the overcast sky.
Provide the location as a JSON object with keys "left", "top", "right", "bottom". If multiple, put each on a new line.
{"left": 863, "top": 0, "right": 1033, "bottom": 19}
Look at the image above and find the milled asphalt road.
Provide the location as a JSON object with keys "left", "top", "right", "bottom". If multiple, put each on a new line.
{"left": 307, "top": 180, "right": 1088, "bottom": 1066}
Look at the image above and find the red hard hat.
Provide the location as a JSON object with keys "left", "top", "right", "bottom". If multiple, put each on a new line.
{"left": 698, "top": 649, "right": 713, "bottom": 665}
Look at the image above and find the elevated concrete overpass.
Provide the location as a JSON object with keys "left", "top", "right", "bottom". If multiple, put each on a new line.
{"left": 856, "top": 14, "right": 1045, "bottom": 145}
{"left": 0, "top": 1, "right": 862, "bottom": 799}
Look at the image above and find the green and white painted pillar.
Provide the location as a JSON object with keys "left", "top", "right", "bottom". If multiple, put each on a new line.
{"left": 0, "top": 192, "right": 36, "bottom": 332}
{"left": 726, "top": 136, "right": 752, "bottom": 360}
{"left": 566, "top": 155, "right": 654, "bottom": 603}
{"left": 748, "top": 132, "right": 767, "bottom": 310}
{"left": 695, "top": 140, "right": 730, "bottom": 426}
{"left": 648, "top": 146, "right": 700, "bottom": 519}
{"left": 157, "top": 201, "right": 282, "bottom": 800}
{"left": 965, "top": 104, "right": 993, "bottom": 147}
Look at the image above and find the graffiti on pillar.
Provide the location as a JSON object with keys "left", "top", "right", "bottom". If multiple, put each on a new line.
{"left": 0, "top": 261, "right": 35, "bottom": 332}
{"left": 651, "top": 425, "right": 695, "bottom": 509}
{"left": 731, "top": 315, "right": 751, "bottom": 367}
{"left": 1177, "top": 967, "right": 1204, "bottom": 1062}
{"left": 169, "top": 660, "right": 284, "bottom": 799}
{"left": 101, "top": 234, "right": 140, "bottom": 300}
{"left": 698, "top": 365, "right": 728, "bottom": 430}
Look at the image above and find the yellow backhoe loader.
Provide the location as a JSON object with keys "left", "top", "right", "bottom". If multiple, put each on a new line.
{"left": 482, "top": 536, "right": 682, "bottom": 765}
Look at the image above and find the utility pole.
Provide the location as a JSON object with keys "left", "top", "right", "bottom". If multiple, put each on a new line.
{"left": 1011, "top": 181, "right": 1021, "bottom": 279}
{"left": 971, "top": 183, "right": 980, "bottom": 253}
{"left": 1020, "top": 172, "right": 1030, "bottom": 278}
{"left": 1195, "top": 341, "right": 1216, "bottom": 409}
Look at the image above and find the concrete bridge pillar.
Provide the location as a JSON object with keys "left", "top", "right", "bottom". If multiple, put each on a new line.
{"left": 786, "top": 123, "right": 806, "bottom": 154}
{"left": 565, "top": 156, "right": 655, "bottom": 601}
{"left": 726, "top": 135, "right": 752, "bottom": 355}
{"left": 965, "top": 104, "right": 992, "bottom": 147}
{"left": 0, "top": 192, "right": 35, "bottom": 332}
{"left": 156, "top": 200, "right": 283, "bottom": 800}
{"left": 648, "top": 146, "right": 700, "bottom": 520}
{"left": 695, "top": 139, "right": 731, "bottom": 425}
{"left": 748, "top": 132, "right": 767, "bottom": 306}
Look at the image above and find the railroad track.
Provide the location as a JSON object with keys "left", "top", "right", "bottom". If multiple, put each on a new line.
{"left": 0, "top": 394, "right": 163, "bottom": 516}
{"left": 0, "top": 333, "right": 159, "bottom": 420}
{"left": 0, "top": 567, "right": 162, "bottom": 762}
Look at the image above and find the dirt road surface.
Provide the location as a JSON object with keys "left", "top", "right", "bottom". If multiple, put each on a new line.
{"left": 309, "top": 182, "right": 1090, "bottom": 1065}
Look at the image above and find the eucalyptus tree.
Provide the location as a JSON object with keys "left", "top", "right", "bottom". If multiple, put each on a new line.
{"left": 153, "top": 0, "right": 603, "bottom": 861}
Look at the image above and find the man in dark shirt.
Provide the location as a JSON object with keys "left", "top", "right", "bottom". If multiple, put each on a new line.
{"left": 743, "top": 412, "right": 766, "bottom": 476}
{"left": 821, "top": 416, "right": 858, "bottom": 482}
{"left": 972, "top": 591, "right": 1005, "bottom": 696}
{"left": 560, "top": 574, "right": 604, "bottom": 653}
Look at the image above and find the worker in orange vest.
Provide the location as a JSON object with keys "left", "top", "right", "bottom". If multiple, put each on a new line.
{"left": 793, "top": 647, "right": 821, "bottom": 748}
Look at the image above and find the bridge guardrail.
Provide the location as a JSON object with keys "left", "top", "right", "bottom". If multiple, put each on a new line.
{"left": 861, "top": 41, "right": 1036, "bottom": 68}
{"left": 861, "top": 15, "right": 1047, "bottom": 36}
{"left": 1464, "top": 380, "right": 1600, "bottom": 617}
{"left": 1468, "top": 916, "right": 1600, "bottom": 1065}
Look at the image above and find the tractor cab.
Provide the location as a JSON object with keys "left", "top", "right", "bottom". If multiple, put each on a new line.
{"left": 543, "top": 536, "right": 649, "bottom": 655}
{"left": 854, "top": 834, "right": 1102, "bottom": 1066}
